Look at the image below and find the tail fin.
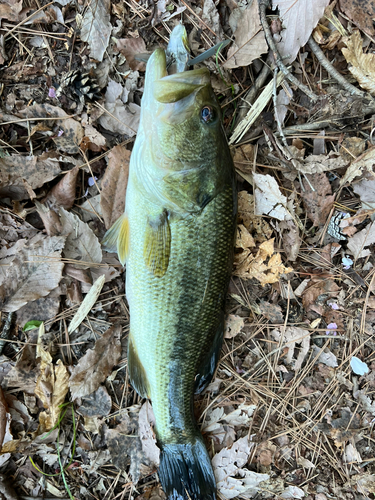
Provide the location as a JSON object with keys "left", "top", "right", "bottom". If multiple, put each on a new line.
{"left": 158, "top": 438, "right": 216, "bottom": 500}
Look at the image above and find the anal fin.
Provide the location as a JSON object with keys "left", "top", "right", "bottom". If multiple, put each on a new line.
{"left": 102, "top": 213, "right": 129, "bottom": 266}
{"left": 194, "top": 314, "right": 224, "bottom": 394}
{"left": 128, "top": 334, "right": 150, "bottom": 399}
{"left": 144, "top": 210, "right": 171, "bottom": 278}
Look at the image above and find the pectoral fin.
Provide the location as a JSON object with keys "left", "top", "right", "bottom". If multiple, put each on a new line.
{"left": 144, "top": 211, "right": 171, "bottom": 278}
{"left": 102, "top": 213, "right": 129, "bottom": 266}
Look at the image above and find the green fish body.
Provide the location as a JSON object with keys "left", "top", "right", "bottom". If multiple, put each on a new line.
{"left": 103, "top": 30, "right": 236, "bottom": 500}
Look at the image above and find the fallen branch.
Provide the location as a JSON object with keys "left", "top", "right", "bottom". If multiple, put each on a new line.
{"left": 258, "top": 0, "right": 318, "bottom": 102}
{"left": 307, "top": 35, "right": 364, "bottom": 97}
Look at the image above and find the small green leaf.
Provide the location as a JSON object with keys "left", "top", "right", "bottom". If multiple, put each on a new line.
{"left": 23, "top": 320, "right": 43, "bottom": 332}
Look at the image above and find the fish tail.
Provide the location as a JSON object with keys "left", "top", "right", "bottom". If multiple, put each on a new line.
{"left": 158, "top": 437, "right": 216, "bottom": 500}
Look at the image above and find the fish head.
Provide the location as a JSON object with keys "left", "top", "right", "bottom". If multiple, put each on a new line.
{"left": 152, "top": 68, "right": 223, "bottom": 164}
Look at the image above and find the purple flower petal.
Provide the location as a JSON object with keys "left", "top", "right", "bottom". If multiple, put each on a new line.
{"left": 48, "top": 87, "right": 57, "bottom": 98}
{"left": 326, "top": 322, "right": 338, "bottom": 335}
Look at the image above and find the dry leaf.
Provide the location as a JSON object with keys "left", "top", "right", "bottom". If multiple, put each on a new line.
{"left": 259, "top": 301, "right": 284, "bottom": 323}
{"left": 202, "top": 0, "right": 224, "bottom": 39}
{"left": 0, "top": 0, "right": 24, "bottom": 22}
{"left": 302, "top": 278, "right": 340, "bottom": 316}
{"left": 43, "top": 165, "right": 80, "bottom": 210}
{"left": 0, "top": 153, "right": 61, "bottom": 200}
{"left": 347, "top": 221, "right": 375, "bottom": 259}
{"left": 224, "top": 1, "right": 267, "bottom": 69}
{"left": 68, "top": 274, "right": 105, "bottom": 333}
{"left": 17, "top": 104, "right": 84, "bottom": 154}
{"left": 236, "top": 224, "right": 256, "bottom": 251}
{"left": 224, "top": 315, "right": 245, "bottom": 339}
{"left": 271, "top": 327, "right": 310, "bottom": 370}
{"left": 353, "top": 175, "right": 375, "bottom": 212}
{"left": 299, "top": 152, "right": 349, "bottom": 175}
{"left": 272, "top": 0, "right": 330, "bottom": 64}
{"left": 279, "top": 220, "right": 300, "bottom": 261}
{"left": 116, "top": 37, "right": 147, "bottom": 71}
{"left": 35, "top": 346, "right": 69, "bottom": 432}
{"left": 275, "top": 83, "right": 293, "bottom": 126}
{"left": 78, "top": 386, "right": 112, "bottom": 417}
{"left": 253, "top": 173, "right": 294, "bottom": 221}
{"left": 301, "top": 173, "right": 334, "bottom": 226}
{"left": 340, "top": 148, "right": 375, "bottom": 186}
{"left": 101, "top": 145, "right": 130, "bottom": 229}
{"left": 69, "top": 324, "right": 122, "bottom": 399}
{"left": 99, "top": 79, "right": 140, "bottom": 136}
{"left": 80, "top": 0, "right": 111, "bottom": 62}
{"left": 0, "top": 235, "right": 65, "bottom": 312}
{"left": 340, "top": 0, "right": 375, "bottom": 37}
{"left": 60, "top": 208, "right": 102, "bottom": 268}
{"left": 16, "top": 287, "right": 61, "bottom": 329}
{"left": 212, "top": 436, "right": 269, "bottom": 499}
{"left": 280, "top": 486, "right": 305, "bottom": 499}
{"left": 138, "top": 401, "right": 160, "bottom": 467}
{"left": 342, "top": 30, "right": 375, "bottom": 94}
{"left": 238, "top": 191, "right": 273, "bottom": 242}
{"left": 234, "top": 238, "right": 293, "bottom": 285}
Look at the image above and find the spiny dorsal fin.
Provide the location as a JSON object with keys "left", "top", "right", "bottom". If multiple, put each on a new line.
{"left": 144, "top": 211, "right": 171, "bottom": 278}
{"left": 102, "top": 213, "right": 129, "bottom": 266}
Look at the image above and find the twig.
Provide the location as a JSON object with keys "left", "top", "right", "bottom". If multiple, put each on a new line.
{"left": 258, "top": 0, "right": 318, "bottom": 102}
{"left": 234, "top": 55, "right": 272, "bottom": 127}
{"left": 307, "top": 35, "right": 364, "bottom": 97}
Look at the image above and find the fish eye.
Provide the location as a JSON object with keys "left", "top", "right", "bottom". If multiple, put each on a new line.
{"left": 201, "top": 106, "right": 215, "bottom": 123}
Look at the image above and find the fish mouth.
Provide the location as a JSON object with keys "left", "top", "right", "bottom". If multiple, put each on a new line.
{"left": 153, "top": 68, "right": 211, "bottom": 104}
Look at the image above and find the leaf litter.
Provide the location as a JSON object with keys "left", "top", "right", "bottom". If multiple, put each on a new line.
{"left": 1, "top": 0, "right": 375, "bottom": 498}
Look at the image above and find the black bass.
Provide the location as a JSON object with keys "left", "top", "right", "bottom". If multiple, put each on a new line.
{"left": 103, "top": 26, "right": 236, "bottom": 500}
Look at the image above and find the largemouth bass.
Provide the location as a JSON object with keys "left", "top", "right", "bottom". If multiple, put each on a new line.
{"left": 103, "top": 26, "right": 237, "bottom": 500}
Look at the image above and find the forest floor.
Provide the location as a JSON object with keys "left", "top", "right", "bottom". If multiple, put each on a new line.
{"left": 1, "top": 0, "right": 375, "bottom": 499}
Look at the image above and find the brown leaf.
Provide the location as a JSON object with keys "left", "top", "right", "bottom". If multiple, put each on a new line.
{"left": 224, "top": 1, "right": 268, "bottom": 69}
{"left": 17, "top": 103, "right": 84, "bottom": 154}
{"left": 77, "top": 386, "right": 112, "bottom": 417}
{"left": 259, "top": 302, "right": 284, "bottom": 324}
{"left": 43, "top": 165, "right": 80, "bottom": 210}
{"left": 280, "top": 220, "right": 301, "bottom": 261}
{"left": 116, "top": 37, "right": 147, "bottom": 71}
{"left": 342, "top": 30, "right": 375, "bottom": 94}
{"left": 35, "top": 201, "right": 62, "bottom": 236}
{"left": 16, "top": 288, "right": 61, "bottom": 329}
{"left": 224, "top": 315, "right": 245, "bottom": 339}
{"left": 0, "top": 153, "right": 61, "bottom": 200}
{"left": 0, "top": 0, "right": 23, "bottom": 22}
{"left": 5, "top": 330, "right": 39, "bottom": 393}
{"left": 100, "top": 145, "right": 130, "bottom": 229}
{"left": 339, "top": 0, "right": 375, "bottom": 36}
{"left": 234, "top": 239, "right": 293, "bottom": 285}
{"left": 59, "top": 208, "right": 102, "bottom": 268}
{"left": 0, "top": 234, "right": 66, "bottom": 312}
{"left": 69, "top": 324, "right": 122, "bottom": 399}
{"left": 0, "top": 213, "right": 38, "bottom": 242}
{"left": 302, "top": 278, "right": 340, "bottom": 312}
{"left": 35, "top": 348, "right": 69, "bottom": 432}
{"left": 301, "top": 173, "right": 335, "bottom": 226}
